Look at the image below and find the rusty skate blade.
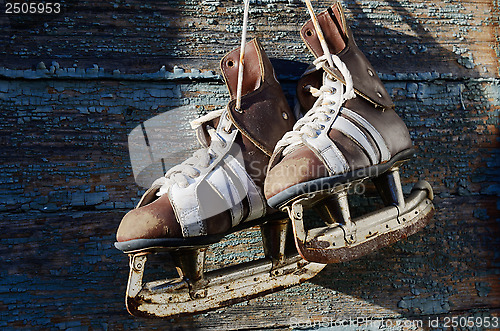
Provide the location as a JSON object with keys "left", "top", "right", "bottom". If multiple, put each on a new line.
{"left": 125, "top": 253, "right": 325, "bottom": 318}
{"left": 287, "top": 180, "right": 435, "bottom": 264}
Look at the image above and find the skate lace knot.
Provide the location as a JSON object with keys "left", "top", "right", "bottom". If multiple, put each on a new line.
{"left": 275, "top": 55, "right": 355, "bottom": 156}
{"left": 154, "top": 110, "right": 231, "bottom": 195}
{"left": 313, "top": 54, "right": 356, "bottom": 101}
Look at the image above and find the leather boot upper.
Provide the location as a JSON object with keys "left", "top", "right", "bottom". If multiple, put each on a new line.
{"left": 264, "top": 3, "right": 412, "bottom": 200}
{"left": 117, "top": 39, "right": 294, "bottom": 243}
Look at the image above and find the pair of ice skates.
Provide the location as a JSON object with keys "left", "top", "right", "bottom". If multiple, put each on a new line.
{"left": 115, "top": 1, "right": 435, "bottom": 318}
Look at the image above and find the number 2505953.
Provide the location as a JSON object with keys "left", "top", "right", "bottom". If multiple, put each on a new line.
{"left": 5, "top": 2, "right": 61, "bottom": 14}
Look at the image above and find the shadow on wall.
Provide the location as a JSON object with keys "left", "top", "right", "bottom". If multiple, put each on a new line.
{"left": 272, "top": 0, "right": 485, "bottom": 78}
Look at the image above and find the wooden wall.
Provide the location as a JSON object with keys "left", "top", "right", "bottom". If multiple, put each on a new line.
{"left": 0, "top": 0, "right": 498, "bottom": 329}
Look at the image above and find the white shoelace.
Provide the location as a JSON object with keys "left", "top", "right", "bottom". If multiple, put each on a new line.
{"left": 153, "top": 109, "right": 231, "bottom": 195}
{"left": 189, "top": 108, "right": 224, "bottom": 130}
{"left": 275, "top": 54, "right": 355, "bottom": 156}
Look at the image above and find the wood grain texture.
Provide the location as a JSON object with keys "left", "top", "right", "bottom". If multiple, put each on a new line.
{"left": 0, "top": 0, "right": 498, "bottom": 77}
{"left": 0, "top": 0, "right": 498, "bottom": 329}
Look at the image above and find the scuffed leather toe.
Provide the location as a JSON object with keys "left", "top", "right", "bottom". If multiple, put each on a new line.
{"left": 264, "top": 147, "right": 328, "bottom": 200}
{"left": 116, "top": 194, "right": 182, "bottom": 242}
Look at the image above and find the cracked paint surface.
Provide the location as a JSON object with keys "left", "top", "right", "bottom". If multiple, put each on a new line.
{"left": 0, "top": 0, "right": 498, "bottom": 329}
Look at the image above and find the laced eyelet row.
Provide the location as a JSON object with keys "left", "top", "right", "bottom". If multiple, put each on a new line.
{"left": 155, "top": 110, "right": 236, "bottom": 194}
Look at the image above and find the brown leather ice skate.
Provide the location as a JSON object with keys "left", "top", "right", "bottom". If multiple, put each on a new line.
{"left": 115, "top": 37, "right": 326, "bottom": 318}
{"left": 116, "top": 39, "right": 295, "bottom": 251}
{"left": 264, "top": 1, "right": 434, "bottom": 264}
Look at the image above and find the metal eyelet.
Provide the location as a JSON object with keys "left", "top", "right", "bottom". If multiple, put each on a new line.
{"left": 282, "top": 112, "right": 288, "bottom": 120}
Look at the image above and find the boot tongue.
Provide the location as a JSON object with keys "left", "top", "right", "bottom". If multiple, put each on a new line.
{"left": 301, "top": 5, "right": 348, "bottom": 57}
{"left": 220, "top": 39, "right": 263, "bottom": 100}
{"left": 221, "top": 39, "right": 296, "bottom": 156}
{"left": 300, "top": 3, "right": 395, "bottom": 110}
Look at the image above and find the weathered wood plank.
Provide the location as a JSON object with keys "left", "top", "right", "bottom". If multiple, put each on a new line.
{"left": 1, "top": 0, "right": 498, "bottom": 77}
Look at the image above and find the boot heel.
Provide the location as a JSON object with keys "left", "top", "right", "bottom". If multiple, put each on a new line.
{"left": 260, "top": 219, "right": 289, "bottom": 267}
{"left": 171, "top": 248, "right": 207, "bottom": 283}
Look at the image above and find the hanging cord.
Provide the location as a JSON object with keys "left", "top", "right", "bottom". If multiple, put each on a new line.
{"left": 272, "top": 1, "right": 357, "bottom": 156}
{"left": 235, "top": 0, "right": 251, "bottom": 113}
{"left": 303, "top": 0, "right": 355, "bottom": 99}
{"left": 153, "top": 1, "right": 253, "bottom": 194}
